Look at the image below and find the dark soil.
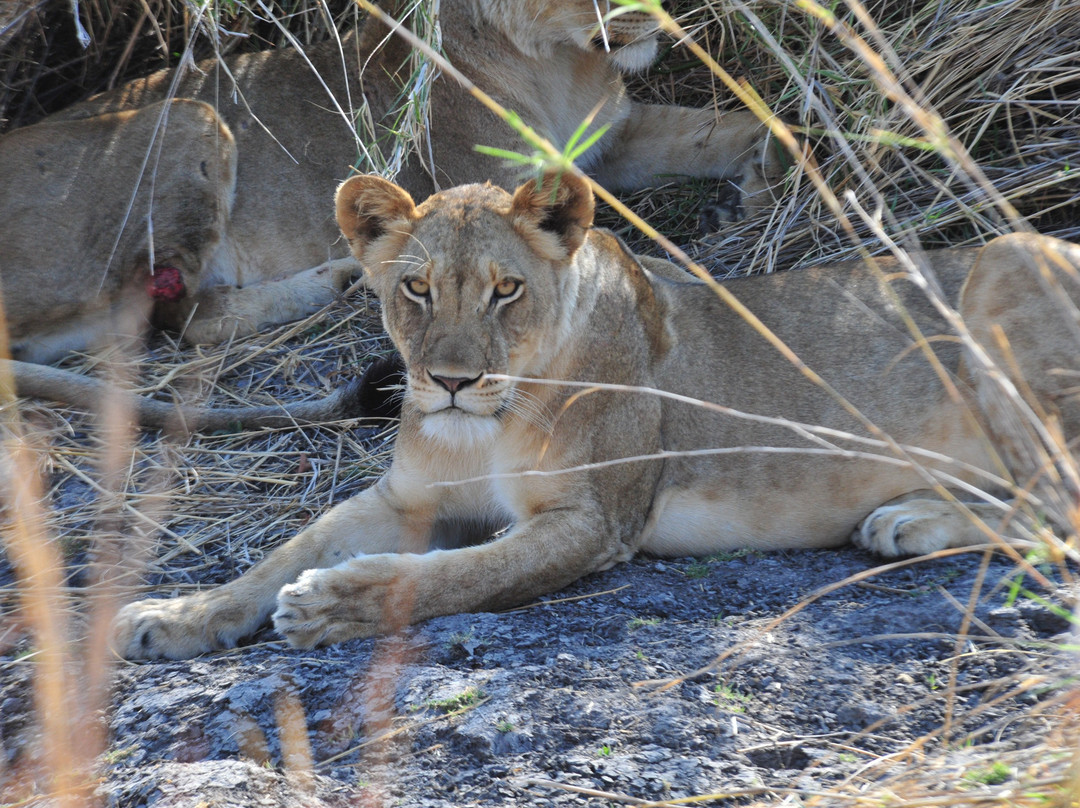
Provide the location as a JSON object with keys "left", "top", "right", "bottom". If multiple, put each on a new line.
{"left": 3, "top": 531, "right": 1073, "bottom": 807}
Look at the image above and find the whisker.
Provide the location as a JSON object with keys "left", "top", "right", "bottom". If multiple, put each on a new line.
{"left": 381, "top": 251, "right": 427, "bottom": 271}
{"left": 402, "top": 231, "right": 432, "bottom": 264}
{"left": 501, "top": 386, "right": 555, "bottom": 433}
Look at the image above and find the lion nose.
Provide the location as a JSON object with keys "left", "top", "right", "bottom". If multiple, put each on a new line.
{"left": 430, "top": 373, "right": 482, "bottom": 394}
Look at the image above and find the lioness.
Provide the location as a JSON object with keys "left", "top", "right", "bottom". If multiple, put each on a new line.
{"left": 0, "top": 0, "right": 781, "bottom": 372}
{"left": 112, "top": 170, "right": 1079, "bottom": 659}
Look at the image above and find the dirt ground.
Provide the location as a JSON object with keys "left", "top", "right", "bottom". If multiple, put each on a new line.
{"left": 2, "top": 515, "right": 1075, "bottom": 806}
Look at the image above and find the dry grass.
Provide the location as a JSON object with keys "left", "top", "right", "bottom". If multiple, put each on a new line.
{"left": 0, "top": 0, "right": 362, "bottom": 131}
{"left": 0, "top": 293, "right": 398, "bottom": 802}
{"left": 609, "top": 0, "right": 1080, "bottom": 275}
{"left": 0, "top": 0, "right": 1079, "bottom": 805}
{"left": 2, "top": 292, "right": 396, "bottom": 588}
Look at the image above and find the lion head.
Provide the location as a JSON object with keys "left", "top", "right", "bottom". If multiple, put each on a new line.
{"left": 336, "top": 171, "right": 596, "bottom": 446}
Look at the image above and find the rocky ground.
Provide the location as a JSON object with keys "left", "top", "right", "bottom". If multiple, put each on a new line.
{"left": 3, "top": 535, "right": 1075, "bottom": 807}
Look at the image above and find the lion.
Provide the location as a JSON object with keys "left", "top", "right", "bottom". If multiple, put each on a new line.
{"left": 110, "top": 169, "right": 1080, "bottom": 659}
{"left": 0, "top": 0, "right": 783, "bottom": 423}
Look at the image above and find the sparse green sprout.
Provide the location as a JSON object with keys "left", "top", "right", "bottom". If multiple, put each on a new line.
{"left": 446, "top": 629, "right": 474, "bottom": 647}
{"left": 684, "top": 561, "right": 710, "bottom": 579}
{"left": 427, "top": 686, "right": 484, "bottom": 714}
{"left": 495, "top": 720, "right": 514, "bottom": 733}
{"left": 714, "top": 682, "right": 752, "bottom": 712}
{"left": 476, "top": 107, "right": 609, "bottom": 178}
{"left": 940, "top": 567, "right": 962, "bottom": 584}
{"left": 102, "top": 746, "right": 137, "bottom": 765}
{"left": 628, "top": 616, "right": 662, "bottom": 631}
{"left": 1005, "top": 572, "right": 1076, "bottom": 628}
{"left": 704, "top": 549, "right": 754, "bottom": 563}
{"left": 963, "top": 761, "right": 1012, "bottom": 787}
{"left": 597, "top": 744, "right": 613, "bottom": 757}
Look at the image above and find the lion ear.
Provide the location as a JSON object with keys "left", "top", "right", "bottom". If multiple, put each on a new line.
{"left": 335, "top": 175, "right": 417, "bottom": 265}
{"left": 509, "top": 170, "right": 594, "bottom": 261}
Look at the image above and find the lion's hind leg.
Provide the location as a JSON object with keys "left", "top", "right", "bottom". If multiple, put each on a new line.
{"left": 858, "top": 234, "right": 1080, "bottom": 559}
{"left": 959, "top": 234, "right": 1080, "bottom": 541}
{"left": 959, "top": 234, "right": 1080, "bottom": 476}
{"left": 852, "top": 492, "right": 1009, "bottom": 557}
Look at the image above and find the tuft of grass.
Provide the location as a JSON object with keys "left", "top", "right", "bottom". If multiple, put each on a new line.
{"left": 714, "top": 682, "right": 752, "bottom": 712}
{"left": 627, "top": 616, "right": 663, "bottom": 631}
{"left": 683, "top": 560, "right": 711, "bottom": 578}
{"left": 704, "top": 549, "right": 756, "bottom": 563}
{"left": 427, "top": 686, "right": 484, "bottom": 715}
{"left": 963, "top": 761, "right": 1013, "bottom": 787}
{"left": 101, "top": 746, "right": 138, "bottom": 765}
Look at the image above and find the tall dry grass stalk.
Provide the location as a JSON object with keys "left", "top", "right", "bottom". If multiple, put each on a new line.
{"left": 0, "top": 0, "right": 1078, "bottom": 805}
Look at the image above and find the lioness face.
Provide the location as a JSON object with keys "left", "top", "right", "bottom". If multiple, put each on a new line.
{"left": 336, "top": 175, "right": 596, "bottom": 447}
{"left": 390, "top": 203, "right": 565, "bottom": 445}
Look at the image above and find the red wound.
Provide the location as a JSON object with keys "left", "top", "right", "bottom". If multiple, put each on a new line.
{"left": 146, "top": 266, "right": 186, "bottom": 301}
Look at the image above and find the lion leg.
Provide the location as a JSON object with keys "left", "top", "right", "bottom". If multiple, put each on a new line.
{"left": 959, "top": 233, "right": 1080, "bottom": 485}
{"left": 858, "top": 235, "right": 1080, "bottom": 558}
{"left": 272, "top": 506, "right": 615, "bottom": 650}
{"left": 852, "top": 492, "right": 1009, "bottom": 557}
{"left": 112, "top": 475, "right": 430, "bottom": 660}
{"left": 592, "top": 105, "right": 784, "bottom": 221}
{"left": 156, "top": 257, "right": 362, "bottom": 343}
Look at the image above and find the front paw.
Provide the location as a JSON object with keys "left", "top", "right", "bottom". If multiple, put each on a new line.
{"left": 273, "top": 569, "right": 343, "bottom": 649}
{"left": 273, "top": 558, "right": 413, "bottom": 649}
{"left": 320, "top": 257, "right": 364, "bottom": 293}
{"left": 112, "top": 594, "right": 245, "bottom": 660}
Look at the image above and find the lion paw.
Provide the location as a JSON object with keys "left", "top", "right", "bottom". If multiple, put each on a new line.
{"left": 700, "top": 136, "right": 786, "bottom": 233}
{"left": 273, "top": 569, "right": 338, "bottom": 649}
{"left": 318, "top": 257, "right": 363, "bottom": 293}
{"left": 272, "top": 567, "right": 374, "bottom": 649}
{"left": 273, "top": 557, "right": 420, "bottom": 649}
{"left": 699, "top": 182, "right": 746, "bottom": 232}
{"left": 112, "top": 594, "right": 244, "bottom": 660}
{"left": 852, "top": 501, "right": 957, "bottom": 557}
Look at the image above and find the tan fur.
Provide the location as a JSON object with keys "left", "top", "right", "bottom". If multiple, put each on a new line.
{"left": 111, "top": 172, "right": 1080, "bottom": 659}
{"left": 0, "top": 0, "right": 782, "bottom": 424}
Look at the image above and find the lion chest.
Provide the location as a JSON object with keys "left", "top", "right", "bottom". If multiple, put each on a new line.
{"left": 487, "top": 433, "right": 579, "bottom": 522}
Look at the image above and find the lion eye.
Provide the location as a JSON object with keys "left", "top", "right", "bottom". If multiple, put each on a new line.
{"left": 492, "top": 279, "right": 522, "bottom": 301}
{"left": 403, "top": 278, "right": 430, "bottom": 299}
